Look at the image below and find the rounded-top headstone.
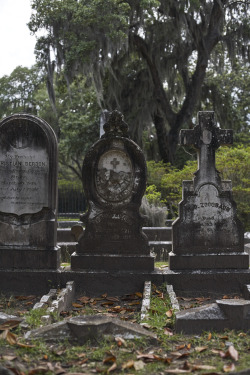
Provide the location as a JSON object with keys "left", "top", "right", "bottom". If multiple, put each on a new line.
{"left": 72, "top": 110, "right": 154, "bottom": 272}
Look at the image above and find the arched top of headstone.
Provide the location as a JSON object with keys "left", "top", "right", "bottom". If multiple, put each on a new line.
{"left": 102, "top": 110, "right": 129, "bottom": 138}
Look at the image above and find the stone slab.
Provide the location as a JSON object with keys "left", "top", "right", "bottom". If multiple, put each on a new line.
{"left": 25, "top": 315, "right": 157, "bottom": 344}
{"left": 168, "top": 252, "right": 249, "bottom": 270}
{"left": 0, "top": 246, "right": 61, "bottom": 270}
{"left": 71, "top": 253, "right": 155, "bottom": 272}
{"left": 2, "top": 268, "right": 250, "bottom": 296}
{"left": 175, "top": 299, "right": 250, "bottom": 334}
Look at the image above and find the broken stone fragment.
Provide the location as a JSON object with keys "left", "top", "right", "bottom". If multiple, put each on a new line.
{"left": 25, "top": 315, "right": 157, "bottom": 344}
{"left": 0, "top": 312, "right": 23, "bottom": 324}
{"left": 175, "top": 299, "right": 250, "bottom": 334}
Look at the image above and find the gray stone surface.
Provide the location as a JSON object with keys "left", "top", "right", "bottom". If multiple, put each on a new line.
{"left": 0, "top": 312, "right": 23, "bottom": 324}
{"left": 0, "top": 114, "right": 60, "bottom": 270}
{"left": 170, "top": 111, "right": 248, "bottom": 270}
{"left": 166, "top": 284, "right": 180, "bottom": 312}
{"left": 175, "top": 299, "right": 250, "bottom": 334}
{"left": 71, "top": 111, "right": 154, "bottom": 272}
{"left": 25, "top": 315, "right": 157, "bottom": 344}
{"left": 141, "top": 281, "right": 151, "bottom": 320}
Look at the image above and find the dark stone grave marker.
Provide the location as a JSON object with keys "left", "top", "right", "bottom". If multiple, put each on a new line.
{"left": 71, "top": 110, "right": 154, "bottom": 271}
{"left": 0, "top": 114, "right": 60, "bottom": 269}
{"left": 169, "top": 111, "right": 248, "bottom": 270}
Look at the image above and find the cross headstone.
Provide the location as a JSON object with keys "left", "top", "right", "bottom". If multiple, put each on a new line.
{"left": 180, "top": 112, "right": 233, "bottom": 189}
{"left": 71, "top": 110, "right": 154, "bottom": 272}
{"left": 169, "top": 111, "right": 248, "bottom": 270}
{"left": 0, "top": 114, "right": 60, "bottom": 270}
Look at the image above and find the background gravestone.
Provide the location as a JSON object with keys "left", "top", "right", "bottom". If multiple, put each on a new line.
{"left": 0, "top": 114, "right": 60, "bottom": 269}
{"left": 169, "top": 111, "right": 249, "bottom": 270}
{"left": 71, "top": 110, "right": 154, "bottom": 272}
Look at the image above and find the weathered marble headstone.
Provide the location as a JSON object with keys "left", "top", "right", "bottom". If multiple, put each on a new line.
{"left": 71, "top": 110, "right": 154, "bottom": 271}
{"left": 169, "top": 111, "right": 248, "bottom": 270}
{"left": 0, "top": 114, "right": 60, "bottom": 269}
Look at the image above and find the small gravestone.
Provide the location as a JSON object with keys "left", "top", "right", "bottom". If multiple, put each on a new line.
{"left": 0, "top": 114, "right": 60, "bottom": 269}
{"left": 71, "top": 110, "right": 154, "bottom": 271}
{"left": 169, "top": 111, "right": 248, "bottom": 270}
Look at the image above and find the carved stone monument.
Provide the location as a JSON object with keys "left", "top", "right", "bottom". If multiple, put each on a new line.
{"left": 0, "top": 114, "right": 60, "bottom": 269}
{"left": 71, "top": 110, "right": 154, "bottom": 271}
{"left": 169, "top": 111, "right": 248, "bottom": 270}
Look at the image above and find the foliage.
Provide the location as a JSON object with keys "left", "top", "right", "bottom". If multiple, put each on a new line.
{"left": 29, "top": 0, "right": 250, "bottom": 164}
{"left": 0, "top": 66, "right": 43, "bottom": 120}
{"left": 147, "top": 146, "right": 250, "bottom": 230}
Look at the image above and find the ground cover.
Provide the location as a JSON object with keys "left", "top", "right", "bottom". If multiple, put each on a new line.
{"left": 0, "top": 286, "right": 250, "bottom": 375}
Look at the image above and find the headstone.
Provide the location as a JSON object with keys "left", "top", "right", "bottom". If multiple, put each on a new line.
{"left": 0, "top": 114, "right": 60, "bottom": 269}
{"left": 169, "top": 111, "right": 248, "bottom": 270}
{"left": 71, "top": 110, "right": 154, "bottom": 271}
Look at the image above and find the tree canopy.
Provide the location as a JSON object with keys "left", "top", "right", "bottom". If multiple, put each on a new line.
{"left": 29, "top": 0, "right": 250, "bottom": 163}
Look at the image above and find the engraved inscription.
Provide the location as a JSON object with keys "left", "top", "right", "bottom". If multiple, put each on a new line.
{"left": 0, "top": 148, "right": 49, "bottom": 215}
{"left": 96, "top": 150, "right": 133, "bottom": 202}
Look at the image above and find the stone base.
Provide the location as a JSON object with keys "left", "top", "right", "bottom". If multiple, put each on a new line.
{"left": 0, "top": 246, "right": 61, "bottom": 270}
{"left": 169, "top": 251, "right": 249, "bottom": 270}
{"left": 71, "top": 252, "right": 155, "bottom": 272}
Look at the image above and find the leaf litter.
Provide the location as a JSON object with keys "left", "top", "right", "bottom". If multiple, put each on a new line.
{"left": 0, "top": 291, "right": 250, "bottom": 374}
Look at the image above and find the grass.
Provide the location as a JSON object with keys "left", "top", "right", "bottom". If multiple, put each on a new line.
{"left": 1, "top": 290, "right": 250, "bottom": 374}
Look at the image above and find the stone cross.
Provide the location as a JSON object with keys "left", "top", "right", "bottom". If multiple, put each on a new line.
{"left": 110, "top": 157, "right": 120, "bottom": 170}
{"left": 180, "top": 112, "right": 233, "bottom": 188}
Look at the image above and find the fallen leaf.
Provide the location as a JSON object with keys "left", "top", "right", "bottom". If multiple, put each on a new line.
{"left": 223, "top": 295, "right": 230, "bottom": 299}
{"left": 115, "top": 336, "right": 127, "bottom": 347}
{"left": 153, "top": 354, "right": 172, "bottom": 363}
{"left": 208, "top": 332, "right": 212, "bottom": 340}
{"left": 135, "top": 292, "right": 143, "bottom": 298}
{"left": 164, "top": 327, "right": 173, "bottom": 336}
{"left": 17, "top": 341, "right": 35, "bottom": 348}
{"left": 28, "top": 367, "right": 48, "bottom": 374}
{"left": 192, "top": 365, "right": 216, "bottom": 371}
{"left": 77, "top": 296, "right": 90, "bottom": 304}
{"left": 170, "top": 351, "right": 190, "bottom": 359}
{"left": 102, "top": 293, "right": 108, "bottom": 298}
{"left": 72, "top": 303, "right": 83, "bottom": 308}
{"left": 76, "top": 353, "right": 86, "bottom": 358}
{"left": 176, "top": 344, "right": 186, "bottom": 350}
{"left": 106, "top": 297, "right": 119, "bottom": 302}
{"left": 133, "top": 360, "right": 145, "bottom": 371}
{"left": 101, "top": 302, "right": 114, "bottom": 306}
{"left": 195, "top": 346, "right": 208, "bottom": 353}
{"left": 165, "top": 369, "right": 190, "bottom": 373}
{"left": 2, "top": 355, "right": 17, "bottom": 361}
{"left": 103, "top": 355, "right": 116, "bottom": 364}
{"left": 6, "top": 330, "right": 18, "bottom": 345}
{"left": 136, "top": 353, "right": 155, "bottom": 362}
{"left": 166, "top": 309, "right": 173, "bottom": 317}
{"left": 0, "top": 320, "right": 21, "bottom": 330}
{"left": 186, "top": 343, "right": 192, "bottom": 350}
{"left": 227, "top": 346, "right": 239, "bottom": 361}
{"left": 128, "top": 301, "right": 140, "bottom": 306}
{"left": 238, "top": 332, "right": 246, "bottom": 337}
{"left": 219, "top": 335, "right": 229, "bottom": 340}
{"left": 223, "top": 363, "right": 236, "bottom": 372}
{"left": 122, "top": 360, "right": 134, "bottom": 370}
{"left": 107, "top": 362, "right": 117, "bottom": 373}
{"left": 15, "top": 295, "right": 36, "bottom": 301}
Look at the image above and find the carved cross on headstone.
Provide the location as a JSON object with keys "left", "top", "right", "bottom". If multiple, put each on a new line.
{"left": 180, "top": 112, "right": 233, "bottom": 189}
{"left": 110, "top": 157, "right": 120, "bottom": 170}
